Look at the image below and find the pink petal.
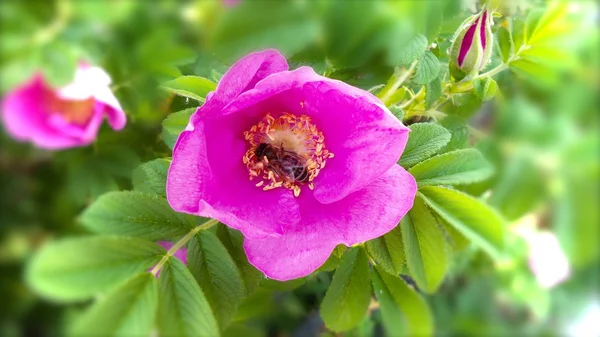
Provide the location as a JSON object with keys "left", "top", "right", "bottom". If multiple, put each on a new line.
{"left": 458, "top": 18, "right": 479, "bottom": 67}
{"left": 222, "top": 67, "right": 410, "bottom": 204}
{"left": 244, "top": 164, "right": 417, "bottom": 281}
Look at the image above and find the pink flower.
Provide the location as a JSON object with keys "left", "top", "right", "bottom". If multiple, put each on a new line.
{"left": 157, "top": 241, "right": 187, "bottom": 265}
{"left": 166, "top": 49, "right": 417, "bottom": 281}
{"left": 528, "top": 231, "right": 570, "bottom": 288}
{"left": 1, "top": 65, "right": 126, "bottom": 150}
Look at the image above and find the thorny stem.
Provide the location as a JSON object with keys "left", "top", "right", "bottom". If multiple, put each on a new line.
{"left": 380, "top": 60, "right": 419, "bottom": 106}
{"left": 150, "top": 218, "right": 219, "bottom": 276}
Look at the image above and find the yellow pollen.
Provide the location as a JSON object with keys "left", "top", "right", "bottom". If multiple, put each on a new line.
{"left": 242, "top": 112, "right": 333, "bottom": 197}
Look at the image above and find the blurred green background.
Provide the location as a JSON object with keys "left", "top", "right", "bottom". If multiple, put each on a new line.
{"left": 0, "top": 0, "right": 598, "bottom": 336}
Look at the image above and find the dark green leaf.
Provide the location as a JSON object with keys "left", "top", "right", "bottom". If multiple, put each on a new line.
{"left": 320, "top": 247, "right": 371, "bottom": 332}
{"left": 158, "top": 258, "right": 220, "bottom": 337}
{"left": 399, "top": 122, "right": 451, "bottom": 168}
{"left": 319, "top": 245, "right": 347, "bottom": 272}
{"left": 401, "top": 196, "right": 448, "bottom": 293}
{"left": 81, "top": 191, "right": 196, "bottom": 241}
{"left": 216, "top": 226, "right": 263, "bottom": 294}
{"left": 409, "top": 149, "right": 494, "bottom": 186}
{"left": 365, "top": 226, "right": 404, "bottom": 275}
{"left": 70, "top": 273, "right": 158, "bottom": 337}
{"left": 162, "top": 108, "right": 196, "bottom": 149}
{"left": 261, "top": 277, "right": 307, "bottom": 291}
{"left": 419, "top": 186, "right": 505, "bottom": 259}
{"left": 425, "top": 74, "right": 442, "bottom": 109}
{"left": 188, "top": 231, "right": 246, "bottom": 328}
{"left": 27, "top": 236, "right": 164, "bottom": 301}
{"left": 132, "top": 158, "right": 171, "bottom": 197}
{"left": 414, "top": 51, "right": 440, "bottom": 85}
{"left": 160, "top": 76, "right": 216, "bottom": 102}
{"left": 372, "top": 266, "right": 434, "bottom": 336}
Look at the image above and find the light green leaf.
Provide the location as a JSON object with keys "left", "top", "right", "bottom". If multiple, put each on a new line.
{"left": 414, "top": 51, "right": 440, "bottom": 85}
{"left": 401, "top": 196, "right": 448, "bottom": 293}
{"left": 473, "top": 78, "right": 499, "bottom": 102}
{"left": 27, "top": 236, "right": 164, "bottom": 302}
{"left": 409, "top": 149, "right": 494, "bottom": 186}
{"left": 158, "top": 258, "right": 220, "bottom": 337}
{"left": 39, "top": 40, "right": 79, "bottom": 87}
{"left": 162, "top": 108, "right": 196, "bottom": 149}
{"left": 132, "top": 158, "right": 171, "bottom": 197}
{"left": 70, "top": 273, "right": 158, "bottom": 337}
{"left": 188, "top": 231, "right": 246, "bottom": 328}
{"left": 365, "top": 226, "right": 404, "bottom": 275}
{"left": 372, "top": 266, "right": 434, "bottom": 336}
{"left": 419, "top": 186, "right": 505, "bottom": 259}
{"left": 399, "top": 123, "right": 451, "bottom": 168}
{"left": 216, "top": 226, "right": 263, "bottom": 294}
{"left": 497, "top": 26, "right": 512, "bottom": 63}
{"left": 425, "top": 74, "right": 442, "bottom": 109}
{"left": 320, "top": 247, "right": 371, "bottom": 332}
{"left": 81, "top": 191, "right": 196, "bottom": 241}
{"left": 389, "top": 34, "right": 428, "bottom": 66}
{"left": 160, "top": 76, "right": 216, "bottom": 102}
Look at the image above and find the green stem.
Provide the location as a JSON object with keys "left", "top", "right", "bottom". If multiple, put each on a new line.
{"left": 150, "top": 218, "right": 219, "bottom": 276}
{"left": 33, "top": 0, "right": 72, "bottom": 45}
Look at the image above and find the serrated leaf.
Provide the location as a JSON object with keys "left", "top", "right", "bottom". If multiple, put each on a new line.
{"left": 497, "top": 26, "right": 512, "bottom": 63}
{"left": 27, "top": 236, "right": 164, "bottom": 302}
{"left": 216, "top": 226, "right": 263, "bottom": 294}
{"left": 419, "top": 186, "right": 505, "bottom": 259}
{"left": 162, "top": 108, "right": 196, "bottom": 149}
{"left": 158, "top": 257, "right": 220, "bottom": 337}
{"left": 320, "top": 247, "right": 371, "bottom": 332}
{"left": 188, "top": 231, "right": 246, "bottom": 328}
{"left": 401, "top": 196, "right": 448, "bottom": 293}
{"left": 474, "top": 78, "right": 498, "bottom": 102}
{"left": 372, "top": 266, "right": 434, "bottom": 336}
{"left": 160, "top": 76, "right": 216, "bottom": 102}
{"left": 132, "top": 158, "right": 171, "bottom": 197}
{"left": 425, "top": 75, "right": 442, "bottom": 109}
{"left": 409, "top": 149, "right": 494, "bottom": 187}
{"left": 399, "top": 123, "right": 451, "bottom": 168}
{"left": 319, "top": 245, "right": 347, "bottom": 272}
{"left": 365, "top": 226, "right": 404, "bottom": 275}
{"left": 389, "top": 34, "right": 428, "bottom": 66}
{"left": 81, "top": 191, "right": 196, "bottom": 241}
{"left": 70, "top": 273, "right": 158, "bottom": 337}
{"left": 414, "top": 51, "right": 440, "bottom": 85}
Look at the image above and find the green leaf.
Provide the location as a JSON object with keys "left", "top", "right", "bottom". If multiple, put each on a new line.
{"left": 372, "top": 266, "right": 434, "bottom": 336}
{"left": 162, "top": 108, "right": 196, "bottom": 149}
{"left": 320, "top": 247, "right": 371, "bottom": 332}
{"left": 27, "top": 236, "right": 164, "bottom": 302}
{"left": 409, "top": 149, "right": 494, "bottom": 187}
{"left": 473, "top": 78, "right": 499, "bottom": 102}
{"left": 389, "top": 34, "right": 428, "bottom": 66}
{"left": 70, "top": 273, "right": 158, "bottom": 337}
{"left": 160, "top": 76, "right": 216, "bottom": 102}
{"left": 132, "top": 158, "right": 171, "bottom": 197}
{"left": 319, "top": 245, "right": 347, "bottom": 272}
{"left": 425, "top": 75, "right": 442, "bottom": 109}
{"left": 233, "top": 288, "right": 275, "bottom": 322}
{"left": 365, "top": 226, "right": 404, "bottom": 275}
{"left": 413, "top": 51, "right": 440, "bottom": 85}
{"left": 188, "top": 231, "right": 246, "bottom": 328}
{"left": 497, "top": 26, "right": 512, "bottom": 63}
{"left": 39, "top": 40, "right": 79, "bottom": 87}
{"left": 216, "top": 226, "right": 263, "bottom": 294}
{"left": 81, "top": 191, "right": 196, "bottom": 241}
{"left": 261, "top": 277, "right": 307, "bottom": 291}
{"left": 158, "top": 258, "right": 220, "bottom": 337}
{"left": 399, "top": 123, "right": 451, "bottom": 168}
{"left": 419, "top": 186, "right": 505, "bottom": 259}
{"left": 401, "top": 196, "right": 448, "bottom": 293}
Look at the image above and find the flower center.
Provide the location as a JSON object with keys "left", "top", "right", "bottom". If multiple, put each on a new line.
{"left": 243, "top": 113, "right": 334, "bottom": 197}
{"left": 44, "top": 89, "right": 95, "bottom": 125}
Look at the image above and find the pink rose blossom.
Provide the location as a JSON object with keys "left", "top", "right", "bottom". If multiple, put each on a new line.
{"left": 1, "top": 64, "right": 126, "bottom": 150}
{"left": 166, "top": 49, "right": 417, "bottom": 281}
{"left": 528, "top": 231, "right": 570, "bottom": 288}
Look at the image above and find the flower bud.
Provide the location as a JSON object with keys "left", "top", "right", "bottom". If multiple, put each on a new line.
{"left": 449, "top": 9, "right": 494, "bottom": 80}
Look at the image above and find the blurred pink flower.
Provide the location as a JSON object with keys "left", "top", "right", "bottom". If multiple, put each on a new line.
{"left": 528, "top": 231, "right": 570, "bottom": 288}
{"left": 1, "top": 65, "right": 126, "bottom": 150}
{"left": 166, "top": 49, "right": 417, "bottom": 281}
{"left": 223, "top": 0, "right": 240, "bottom": 7}
{"left": 157, "top": 241, "right": 187, "bottom": 265}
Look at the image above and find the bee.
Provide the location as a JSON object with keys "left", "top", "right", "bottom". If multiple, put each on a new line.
{"left": 255, "top": 143, "right": 309, "bottom": 184}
